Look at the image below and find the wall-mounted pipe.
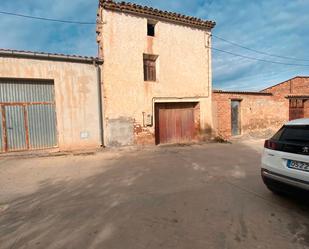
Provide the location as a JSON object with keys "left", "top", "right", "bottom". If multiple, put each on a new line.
{"left": 95, "top": 63, "right": 105, "bottom": 147}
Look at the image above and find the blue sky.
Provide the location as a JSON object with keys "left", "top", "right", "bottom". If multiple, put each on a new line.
{"left": 0, "top": 0, "right": 309, "bottom": 90}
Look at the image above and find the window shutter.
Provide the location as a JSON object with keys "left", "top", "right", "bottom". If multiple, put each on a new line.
{"left": 144, "top": 63, "right": 147, "bottom": 81}
{"left": 143, "top": 54, "right": 158, "bottom": 81}
{"left": 144, "top": 59, "right": 156, "bottom": 81}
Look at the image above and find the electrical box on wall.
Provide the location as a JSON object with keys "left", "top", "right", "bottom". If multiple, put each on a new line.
{"left": 146, "top": 114, "right": 153, "bottom": 126}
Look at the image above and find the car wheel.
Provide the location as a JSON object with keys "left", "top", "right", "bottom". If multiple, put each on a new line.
{"left": 266, "top": 184, "right": 284, "bottom": 195}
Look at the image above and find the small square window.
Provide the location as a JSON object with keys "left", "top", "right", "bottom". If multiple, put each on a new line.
{"left": 147, "top": 20, "right": 156, "bottom": 37}
{"left": 143, "top": 54, "right": 158, "bottom": 81}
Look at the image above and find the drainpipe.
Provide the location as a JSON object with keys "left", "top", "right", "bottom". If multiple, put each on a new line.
{"left": 95, "top": 62, "right": 105, "bottom": 147}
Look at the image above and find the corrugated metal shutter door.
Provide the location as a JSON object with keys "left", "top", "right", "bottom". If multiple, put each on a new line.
{"left": 0, "top": 79, "right": 57, "bottom": 152}
{"left": 0, "top": 107, "right": 3, "bottom": 152}
{"left": 27, "top": 105, "right": 57, "bottom": 149}
{"left": 5, "top": 106, "right": 27, "bottom": 151}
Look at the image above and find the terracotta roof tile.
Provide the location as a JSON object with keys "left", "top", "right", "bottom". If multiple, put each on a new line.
{"left": 213, "top": 90, "right": 273, "bottom": 95}
{"left": 286, "top": 94, "right": 309, "bottom": 99}
{"left": 100, "top": 0, "right": 215, "bottom": 30}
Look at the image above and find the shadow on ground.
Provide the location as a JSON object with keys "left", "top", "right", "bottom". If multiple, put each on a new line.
{"left": 0, "top": 142, "right": 309, "bottom": 249}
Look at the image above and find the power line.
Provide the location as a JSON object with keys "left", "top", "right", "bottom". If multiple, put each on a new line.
{"left": 208, "top": 46, "right": 309, "bottom": 67}
{"left": 0, "top": 10, "right": 96, "bottom": 25}
{"left": 212, "top": 34, "right": 309, "bottom": 62}
{"left": 215, "top": 67, "right": 306, "bottom": 88}
{"left": 1, "top": 9, "right": 308, "bottom": 65}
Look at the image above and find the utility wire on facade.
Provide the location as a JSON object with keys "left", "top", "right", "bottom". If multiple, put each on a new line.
{"left": 208, "top": 46, "right": 309, "bottom": 67}
{"left": 212, "top": 34, "right": 309, "bottom": 62}
{"left": 0, "top": 10, "right": 97, "bottom": 25}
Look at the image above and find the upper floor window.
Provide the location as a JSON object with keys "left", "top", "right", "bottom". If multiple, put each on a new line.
{"left": 147, "top": 20, "right": 156, "bottom": 37}
{"left": 143, "top": 54, "right": 158, "bottom": 82}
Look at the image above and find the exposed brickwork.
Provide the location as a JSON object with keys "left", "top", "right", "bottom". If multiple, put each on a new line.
{"left": 133, "top": 121, "right": 155, "bottom": 145}
{"left": 213, "top": 77, "right": 309, "bottom": 139}
{"left": 135, "top": 130, "right": 155, "bottom": 145}
{"left": 212, "top": 92, "right": 286, "bottom": 139}
{"left": 262, "top": 77, "right": 309, "bottom": 97}
{"left": 262, "top": 76, "right": 309, "bottom": 121}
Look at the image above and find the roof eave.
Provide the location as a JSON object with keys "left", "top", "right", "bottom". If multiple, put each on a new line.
{"left": 213, "top": 90, "right": 273, "bottom": 96}
{"left": 0, "top": 50, "right": 103, "bottom": 65}
{"left": 285, "top": 95, "right": 309, "bottom": 99}
{"left": 100, "top": 1, "right": 216, "bottom": 30}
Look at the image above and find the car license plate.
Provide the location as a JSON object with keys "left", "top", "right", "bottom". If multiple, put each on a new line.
{"left": 287, "top": 160, "right": 309, "bottom": 172}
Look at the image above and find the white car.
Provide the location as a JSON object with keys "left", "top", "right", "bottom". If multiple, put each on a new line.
{"left": 261, "top": 118, "right": 309, "bottom": 194}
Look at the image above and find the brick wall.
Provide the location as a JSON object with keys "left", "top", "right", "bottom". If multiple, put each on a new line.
{"left": 213, "top": 77, "right": 309, "bottom": 139}
{"left": 262, "top": 77, "right": 309, "bottom": 120}
{"left": 262, "top": 77, "right": 309, "bottom": 96}
{"left": 212, "top": 92, "right": 286, "bottom": 139}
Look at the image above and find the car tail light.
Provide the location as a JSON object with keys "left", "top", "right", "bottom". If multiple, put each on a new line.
{"left": 264, "top": 140, "right": 278, "bottom": 150}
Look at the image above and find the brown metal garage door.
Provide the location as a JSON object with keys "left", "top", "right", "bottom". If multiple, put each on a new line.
{"left": 155, "top": 103, "right": 197, "bottom": 144}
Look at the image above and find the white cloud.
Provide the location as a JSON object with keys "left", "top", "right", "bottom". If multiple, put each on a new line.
{"left": 0, "top": 0, "right": 308, "bottom": 89}
{"left": 0, "top": 0, "right": 98, "bottom": 55}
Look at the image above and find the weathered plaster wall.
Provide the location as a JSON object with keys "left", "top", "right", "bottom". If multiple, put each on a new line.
{"left": 98, "top": 9, "right": 213, "bottom": 146}
{"left": 212, "top": 93, "right": 286, "bottom": 139}
{"left": 0, "top": 57, "right": 101, "bottom": 151}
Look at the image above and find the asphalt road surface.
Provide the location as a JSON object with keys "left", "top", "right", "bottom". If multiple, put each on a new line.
{"left": 0, "top": 140, "right": 308, "bottom": 249}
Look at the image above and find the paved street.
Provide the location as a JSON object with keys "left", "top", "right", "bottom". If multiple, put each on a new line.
{"left": 0, "top": 140, "right": 308, "bottom": 249}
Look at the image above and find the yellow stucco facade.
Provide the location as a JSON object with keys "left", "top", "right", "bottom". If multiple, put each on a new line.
{"left": 97, "top": 7, "right": 215, "bottom": 146}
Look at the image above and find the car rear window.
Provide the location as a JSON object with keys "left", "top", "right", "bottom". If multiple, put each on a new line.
{"left": 272, "top": 125, "right": 309, "bottom": 144}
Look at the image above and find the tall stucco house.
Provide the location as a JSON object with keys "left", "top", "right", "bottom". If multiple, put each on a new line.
{"left": 96, "top": 0, "right": 216, "bottom": 146}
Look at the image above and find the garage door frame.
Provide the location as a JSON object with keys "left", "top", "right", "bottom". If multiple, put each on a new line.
{"left": 0, "top": 78, "right": 58, "bottom": 153}
{"left": 155, "top": 102, "right": 199, "bottom": 145}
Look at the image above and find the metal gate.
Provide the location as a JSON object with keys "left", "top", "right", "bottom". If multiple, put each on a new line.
{"left": 0, "top": 79, "right": 57, "bottom": 153}
{"left": 155, "top": 103, "right": 196, "bottom": 144}
{"left": 231, "top": 100, "right": 241, "bottom": 136}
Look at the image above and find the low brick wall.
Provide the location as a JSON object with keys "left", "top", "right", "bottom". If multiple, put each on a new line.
{"left": 212, "top": 92, "right": 287, "bottom": 139}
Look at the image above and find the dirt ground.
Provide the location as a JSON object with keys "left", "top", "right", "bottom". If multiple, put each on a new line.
{"left": 0, "top": 139, "right": 309, "bottom": 249}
